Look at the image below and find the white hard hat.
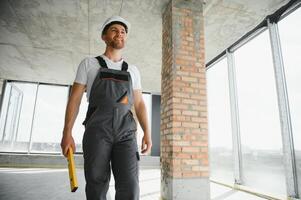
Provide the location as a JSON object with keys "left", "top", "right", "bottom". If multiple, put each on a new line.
{"left": 99, "top": 16, "right": 131, "bottom": 35}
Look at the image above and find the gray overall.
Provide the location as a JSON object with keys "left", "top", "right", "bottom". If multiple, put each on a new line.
{"left": 82, "top": 56, "right": 140, "bottom": 200}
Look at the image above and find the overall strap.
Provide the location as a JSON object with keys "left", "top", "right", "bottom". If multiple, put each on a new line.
{"left": 121, "top": 61, "right": 128, "bottom": 71}
{"left": 95, "top": 56, "right": 108, "bottom": 68}
{"left": 95, "top": 56, "right": 128, "bottom": 71}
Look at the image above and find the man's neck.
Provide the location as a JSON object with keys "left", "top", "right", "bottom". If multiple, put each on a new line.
{"left": 103, "top": 48, "right": 122, "bottom": 62}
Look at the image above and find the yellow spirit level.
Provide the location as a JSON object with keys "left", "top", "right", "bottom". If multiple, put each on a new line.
{"left": 67, "top": 147, "right": 78, "bottom": 192}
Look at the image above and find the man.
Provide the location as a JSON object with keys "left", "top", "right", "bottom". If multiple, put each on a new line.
{"left": 61, "top": 16, "right": 152, "bottom": 200}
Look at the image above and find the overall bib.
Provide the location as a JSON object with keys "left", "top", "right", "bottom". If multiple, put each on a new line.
{"left": 82, "top": 56, "right": 140, "bottom": 200}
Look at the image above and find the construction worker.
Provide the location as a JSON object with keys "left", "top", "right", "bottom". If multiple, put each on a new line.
{"left": 60, "top": 16, "right": 152, "bottom": 200}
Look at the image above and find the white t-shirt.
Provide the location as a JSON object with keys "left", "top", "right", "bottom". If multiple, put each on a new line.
{"left": 74, "top": 55, "right": 142, "bottom": 101}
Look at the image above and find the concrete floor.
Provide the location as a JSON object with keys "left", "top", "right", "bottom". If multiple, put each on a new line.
{"left": 0, "top": 167, "right": 266, "bottom": 200}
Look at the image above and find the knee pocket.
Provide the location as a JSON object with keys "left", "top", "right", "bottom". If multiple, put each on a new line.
{"left": 85, "top": 164, "right": 110, "bottom": 184}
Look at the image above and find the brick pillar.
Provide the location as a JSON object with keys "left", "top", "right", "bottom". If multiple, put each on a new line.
{"left": 161, "top": 0, "right": 209, "bottom": 199}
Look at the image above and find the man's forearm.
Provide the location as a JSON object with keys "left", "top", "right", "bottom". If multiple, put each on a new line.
{"left": 63, "top": 98, "right": 81, "bottom": 136}
{"left": 62, "top": 83, "right": 85, "bottom": 138}
{"left": 135, "top": 101, "right": 150, "bottom": 136}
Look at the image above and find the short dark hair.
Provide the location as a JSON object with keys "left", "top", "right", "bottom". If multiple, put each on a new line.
{"left": 102, "top": 21, "right": 128, "bottom": 35}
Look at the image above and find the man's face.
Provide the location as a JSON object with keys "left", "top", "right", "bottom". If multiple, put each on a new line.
{"left": 102, "top": 24, "right": 127, "bottom": 49}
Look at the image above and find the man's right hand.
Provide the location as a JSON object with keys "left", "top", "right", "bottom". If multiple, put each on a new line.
{"left": 61, "top": 134, "right": 76, "bottom": 157}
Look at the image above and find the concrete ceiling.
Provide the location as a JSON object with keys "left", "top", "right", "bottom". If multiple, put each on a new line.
{"left": 0, "top": 0, "right": 290, "bottom": 93}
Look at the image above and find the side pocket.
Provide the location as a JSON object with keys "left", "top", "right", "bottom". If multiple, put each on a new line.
{"left": 133, "top": 135, "right": 140, "bottom": 162}
{"left": 82, "top": 107, "right": 98, "bottom": 126}
{"left": 128, "top": 110, "right": 137, "bottom": 131}
{"left": 136, "top": 152, "right": 140, "bottom": 161}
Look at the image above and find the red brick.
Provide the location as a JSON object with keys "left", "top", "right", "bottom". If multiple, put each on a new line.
{"left": 182, "top": 159, "right": 199, "bottom": 165}
{"left": 182, "top": 110, "right": 198, "bottom": 116}
{"left": 173, "top": 103, "right": 189, "bottom": 110}
{"left": 182, "top": 147, "right": 200, "bottom": 153}
{"left": 182, "top": 99, "right": 198, "bottom": 105}
{"left": 182, "top": 122, "right": 199, "bottom": 128}
{"left": 182, "top": 76, "right": 197, "bottom": 82}
{"left": 172, "top": 146, "right": 181, "bottom": 152}
{"left": 175, "top": 153, "right": 191, "bottom": 159}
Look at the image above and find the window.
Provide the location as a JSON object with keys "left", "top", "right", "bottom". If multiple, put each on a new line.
{"left": 278, "top": 7, "right": 301, "bottom": 192}
{"left": 30, "top": 84, "right": 69, "bottom": 153}
{"left": 234, "top": 30, "right": 286, "bottom": 196}
{"left": 0, "top": 82, "right": 37, "bottom": 152}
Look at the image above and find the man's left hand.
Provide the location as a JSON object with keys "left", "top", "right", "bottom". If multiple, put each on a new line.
{"left": 141, "top": 133, "right": 152, "bottom": 155}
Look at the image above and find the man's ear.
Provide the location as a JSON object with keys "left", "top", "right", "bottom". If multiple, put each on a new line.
{"left": 101, "top": 34, "right": 106, "bottom": 41}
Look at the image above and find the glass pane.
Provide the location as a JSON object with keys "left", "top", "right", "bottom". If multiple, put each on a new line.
{"left": 0, "top": 83, "right": 10, "bottom": 143}
{"left": 207, "top": 58, "right": 234, "bottom": 184}
{"left": 0, "top": 82, "right": 37, "bottom": 152}
{"left": 0, "top": 83, "right": 18, "bottom": 150}
{"left": 278, "top": 7, "right": 301, "bottom": 193}
{"left": 30, "top": 84, "right": 68, "bottom": 153}
{"left": 234, "top": 30, "right": 286, "bottom": 195}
